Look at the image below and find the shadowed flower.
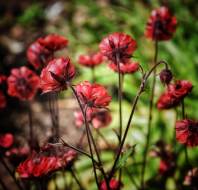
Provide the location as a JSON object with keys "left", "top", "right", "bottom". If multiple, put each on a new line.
{"left": 7, "top": 67, "right": 40, "bottom": 101}
{"left": 175, "top": 119, "right": 198, "bottom": 147}
{"left": 145, "top": 6, "right": 177, "bottom": 41}
{"left": 78, "top": 52, "right": 104, "bottom": 68}
{"left": 74, "top": 109, "right": 112, "bottom": 129}
{"left": 27, "top": 41, "right": 52, "bottom": 69}
{"left": 157, "top": 80, "right": 193, "bottom": 110}
{"left": 75, "top": 81, "right": 111, "bottom": 109}
{"left": 17, "top": 144, "right": 77, "bottom": 179}
{"left": 159, "top": 69, "right": 173, "bottom": 84}
{"left": 0, "top": 91, "right": 6, "bottom": 109}
{"left": 99, "top": 32, "right": 137, "bottom": 63}
{"left": 0, "top": 74, "right": 7, "bottom": 84}
{"left": 108, "top": 61, "right": 139, "bottom": 74}
{"left": 100, "top": 178, "right": 122, "bottom": 190}
{"left": 184, "top": 168, "right": 198, "bottom": 188}
{"left": 40, "top": 57, "right": 75, "bottom": 93}
{"left": 0, "top": 133, "right": 14, "bottom": 148}
{"left": 38, "top": 34, "right": 68, "bottom": 51}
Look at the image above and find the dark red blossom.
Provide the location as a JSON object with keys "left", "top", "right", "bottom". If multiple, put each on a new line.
{"left": 159, "top": 69, "right": 173, "bottom": 84}
{"left": 145, "top": 6, "right": 177, "bottom": 41}
{"left": 76, "top": 81, "right": 111, "bottom": 108}
{"left": 27, "top": 41, "right": 52, "bottom": 69}
{"left": 74, "top": 109, "right": 112, "bottom": 129}
{"left": 99, "top": 32, "right": 137, "bottom": 63}
{"left": 157, "top": 80, "right": 192, "bottom": 110}
{"left": 0, "top": 90, "right": 6, "bottom": 109}
{"left": 175, "top": 119, "right": 198, "bottom": 147}
{"left": 0, "top": 74, "right": 7, "bottom": 84}
{"left": 7, "top": 66, "right": 40, "bottom": 101}
{"left": 100, "top": 178, "right": 122, "bottom": 190}
{"left": 0, "top": 133, "right": 14, "bottom": 148}
{"left": 40, "top": 57, "right": 75, "bottom": 93}
{"left": 78, "top": 52, "right": 104, "bottom": 68}
{"left": 38, "top": 34, "right": 68, "bottom": 51}
{"left": 109, "top": 61, "right": 139, "bottom": 74}
{"left": 17, "top": 144, "right": 77, "bottom": 179}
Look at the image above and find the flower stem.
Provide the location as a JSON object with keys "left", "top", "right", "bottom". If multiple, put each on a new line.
{"left": 91, "top": 67, "right": 96, "bottom": 83}
{"left": 28, "top": 102, "right": 33, "bottom": 150}
{"left": 70, "top": 168, "right": 85, "bottom": 190}
{"left": 140, "top": 40, "right": 158, "bottom": 189}
{"left": 109, "top": 60, "right": 167, "bottom": 180}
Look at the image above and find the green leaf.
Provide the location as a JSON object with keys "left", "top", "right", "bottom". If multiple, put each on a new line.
{"left": 116, "top": 145, "right": 136, "bottom": 170}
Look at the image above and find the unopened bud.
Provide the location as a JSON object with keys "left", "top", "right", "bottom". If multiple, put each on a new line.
{"left": 160, "top": 69, "right": 173, "bottom": 84}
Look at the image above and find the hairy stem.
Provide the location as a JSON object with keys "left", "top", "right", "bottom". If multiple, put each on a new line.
{"left": 140, "top": 40, "right": 158, "bottom": 189}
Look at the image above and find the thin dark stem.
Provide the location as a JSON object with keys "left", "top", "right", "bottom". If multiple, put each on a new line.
{"left": 140, "top": 40, "right": 158, "bottom": 189}
{"left": 109, "top": 60, "right": 167, "bottom": 180}
{"left": 95, "top": 129, "right": 112, "bottom": 148}
{"left": 0, "top": 157, "right": 24, "bottom": 190}
{"left": 125, "top": 167, "right": 140, "bottom": 190}
{"left": 181, "top": 99, "right": 185, "bottom": 119}
{"left": 70, "top": 168, "right": 85, "bottom": 190}
{"left": 69, "top": 85, "right": 100, "bottom": 189}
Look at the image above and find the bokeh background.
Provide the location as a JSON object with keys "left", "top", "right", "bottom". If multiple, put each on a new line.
{"left": 0, "top": 0, "right": 198, "bottom": 189}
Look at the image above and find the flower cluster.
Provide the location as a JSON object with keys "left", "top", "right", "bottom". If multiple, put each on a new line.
{"left": 157, "top": 80, "right": 193, "bottom": 109}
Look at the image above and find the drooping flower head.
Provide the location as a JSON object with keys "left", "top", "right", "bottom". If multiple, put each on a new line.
{"left": 7, "top": 67, "right": 40, "bottom": 101}
{"left": 76, "top": 81, "right": 111, "bottom": 109}
{"left": 74, "top": 109, "right": 112, "bottom": 129}
{"left": 26, "top": 41, "right": 52, "bottom": 69}
{"left": 159, "top": 69, "right": 173, "bottom": 85}
{"left": 108, "top": 61, "right": 139, "bottom": 74}
{"left": 0, "top": 133, "right": 14, "bottom": 148}
{"left": 17, "top": 144, "right": 77, "bottom": 179}
{"left": 100, "top": 178, "right": 122, "bottom": 190}
{"left": 99, "top": 32, "right": 137, "bottom": 63}
{"left": 175, "top": 119, "right": 198, "bottom": 147}
{"left": 145, "top": 6, "right": 177, "bottom": 41}
{"left": 40, "top": 57, "right": 75, "bottom": 93}
{"left": 38, "top": 34, "right": 68, "bottom": 52}
{"left": 78, "top": 52, "right": 104, "bottom": 68}
{"left": 157, "top": 80, "right": 193, "bottom": 110}
{"left": 0, "top": 90, "right": 6, "bottom": 109}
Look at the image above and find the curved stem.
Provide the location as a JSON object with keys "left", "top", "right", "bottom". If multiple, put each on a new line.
{"left": 70, "top": 168, "right": 85, "bottom": 190}
{"left": 140, "top": 40, "right": 158, "bottom": 189}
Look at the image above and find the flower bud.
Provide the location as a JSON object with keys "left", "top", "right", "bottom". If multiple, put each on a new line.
{"left": 159, "top": 69, "right": 173, "bottom": 84}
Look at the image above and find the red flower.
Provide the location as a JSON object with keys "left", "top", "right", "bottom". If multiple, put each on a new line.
{"left": 159, "top": 69, "right": 173, "bottom": 84}
{"left": 157, "top": 80, "right": 193, "bottom": 110}
{"left": 168, "top": 80, "right": 193, "bottom": 99}
{"left": 74, "top": 109, "right": 112, "bottom": 129}
{"left": 75, "top": 81, "right": 111, "bottom": 108}
{"left": 7, "top": 66, "right": 40, "bottom": 101}
{"left": 0, "top": 74, "right": 7, "bottom": 85}
{"left": 99, "top": 32, "right": 137, "bottom": 63}
{"left": 40, "top": 57, "right": 75, "bottom": 93}
{"left": 145, "top": 6, "right": 177, "bottom": 41}
{"left": 175, "top": 119, "right": 198, "bottom": 147}
{"left": 0, "top": 133, "right": 14, "bottom": 148}
{"left": 27, "top": 41, "right": 52, "bottom": 69}
{"left": 0, "top": 90, "right": 6, "bottom": 109}
{"left": 100, "top": 178, "right": 122, "bottom": 190}
{"left": 78, "top": 52, "right": 104, "bottom": 68}
{"left": 38, "top": 34, "right": 68, "bottom": 51}
{"left": 108, "top": 61, "right": 139, "bottom": 74}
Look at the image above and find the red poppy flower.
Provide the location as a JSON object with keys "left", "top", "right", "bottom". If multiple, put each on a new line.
{"left": 99, "top": 32, "right": 137, "bottom": 63}
{"left": 0, "top": 74, "right": 7, "bottom": 84}
{"left": 100, "top": 178, "right": 122, "bottom": 190}
{"left": 157, "top": 80, "right": 193, "bottom": 110}
{"left": 168, "top": 80, "right": 193, "bottom": 99}
{"left": 7, "top": 66, "right": 40, "bottom": 101}
{"left": 145, "top": 6, "right": 177, "bottom": 41}
{"left": 75, "top": 81, "right": 111, "bottom": 109}
{"left": 78, "top": 52, "right": 104, "bottom": 68}
{"left": 175, "top": 119, "right": 198, "bottom": 147}
{"left": 38, "top": 34, "right": 68, "bottom": 51}
{"left": 27, "top": 41, "right": 52, "bottom": 69}
{"left": 108, "top": 61, "right": 139, "bottom": 74}
{"left": 40, "top": 57, "right": 75, "bottom": 93}
{"left": 0, "top": 91, "right": 6, "bottom": 109}
{"left": 0, "top": 133, "right": 14, "bottom": 148}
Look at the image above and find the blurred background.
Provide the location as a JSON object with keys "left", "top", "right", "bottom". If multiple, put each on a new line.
{"left": 0, "top": 0, "right": 198, "bottom": 189}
